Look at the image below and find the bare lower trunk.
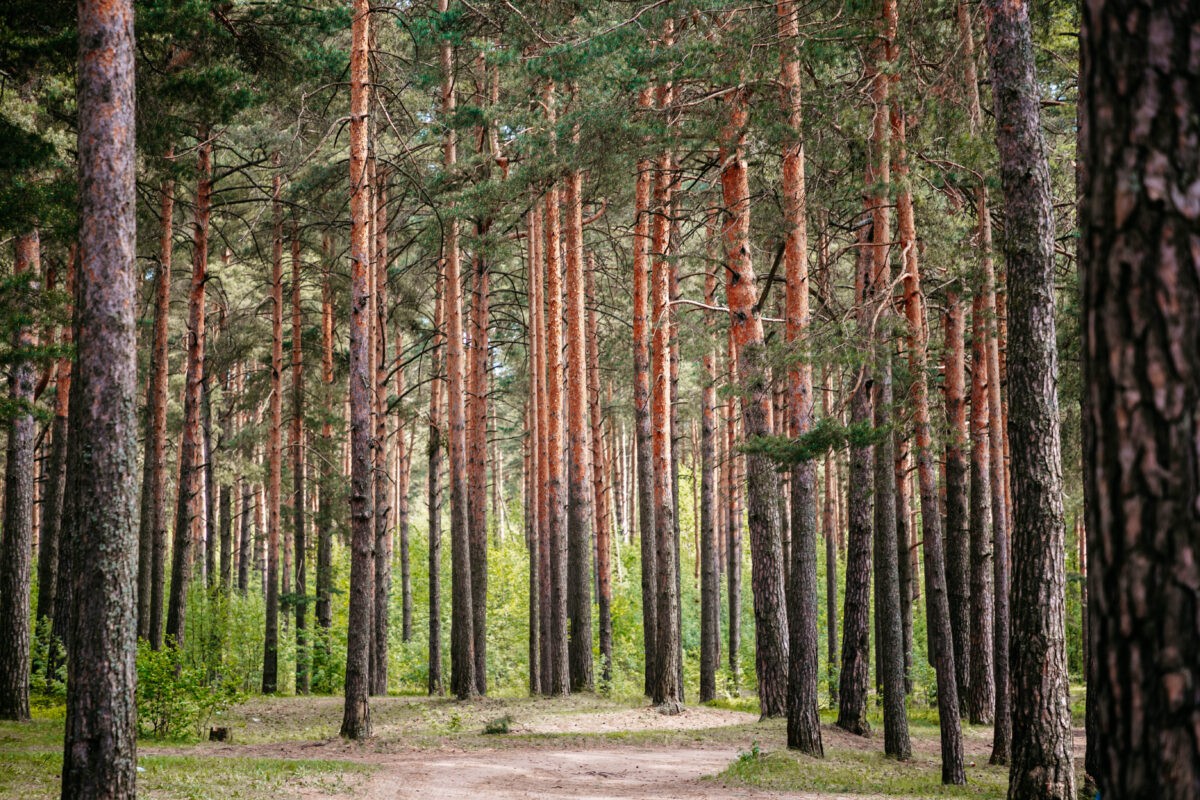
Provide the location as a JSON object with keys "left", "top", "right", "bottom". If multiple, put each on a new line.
{"left": 60, "top": 8, "right": 139, "bottom": 791}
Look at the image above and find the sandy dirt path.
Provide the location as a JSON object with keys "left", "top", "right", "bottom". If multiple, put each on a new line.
{"left": 347, "top": 744, "right": 841, "bottom": 800}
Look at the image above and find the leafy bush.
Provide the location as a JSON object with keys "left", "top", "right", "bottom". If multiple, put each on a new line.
{"left": 136, "top": 642, "right": 245, "bottom": 741}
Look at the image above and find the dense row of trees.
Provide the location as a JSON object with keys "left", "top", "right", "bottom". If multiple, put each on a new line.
{"left": 0, "top": 0, "right": 1196, "bottom": 797}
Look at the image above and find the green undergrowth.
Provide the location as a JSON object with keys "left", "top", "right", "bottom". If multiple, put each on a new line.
{"left": 0, "top": 750, "right": 369, "bottom": 800}
{"left": 715, "top": 746, "right": 1009, "bottom": 799}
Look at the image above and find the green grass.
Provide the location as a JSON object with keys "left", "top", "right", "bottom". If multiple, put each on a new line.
{"left": 0, "top": 751, "right": 370, "bottom": 800}
{"left": 715, "top": 747, "right": 1009, "bottom": 799}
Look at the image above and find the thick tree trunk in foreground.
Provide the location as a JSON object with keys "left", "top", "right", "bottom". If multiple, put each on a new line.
{"left": 166, "top": 136, "right": 211, "bottom": 650}
{"left": 1081, "top": 8, "right": 1200, "bottom": 793}
{"left": 526, "top": 207, "right": 543, "bottom": 695}
{"left": 987, "top": 0, "right": 1074, "bottom": 795}
{"left": 316, "top": 255, "right": 335, "bottom": 636}
{"left": 467, "top": 250, "right": 489, "bottom": 696}
{"left": 778, "top": 0, "right": 821, "bottom": 752}
{"left": 0, "top": 232, "right": 39, "bottom": 721}
{"left": 137, "top": 170, "right": 172, "bottom": 645}
{"left": 341, "top": 0, "right": 374, "bottom": 738}
{"left": 721, "top": 88, "right": 789, "bottom": 719}
{"left": 60, "top": 3, "right": 139, "bottom": 792}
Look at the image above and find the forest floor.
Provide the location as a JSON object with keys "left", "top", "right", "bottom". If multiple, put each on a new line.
{"left": 1, "top": 692, "right": 1085, "bottom": 799}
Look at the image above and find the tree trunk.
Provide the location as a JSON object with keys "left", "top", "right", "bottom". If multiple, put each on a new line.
{"left": 467, "top": 247, "right": 489, "bottom": 696}
{"left": 967, "top": 293, "right": 996, "bottom": 723}
{"left": 698, "top": 225, "right": 720, "bottom": 704}
{"left": 136, "top": 170, "right": 171, "bottom": 645}
{"left": 543, "top": 173, "right": 568, "bottom": 698}
{"left": 837, "top": 221, "right": 873, "bottom": 737}
{"left": 37, "top": 247, "right": 74, "bottom": 643}
{"left": 565, "top": 160, "right": 594, "bottom": 693}
{"left": 943, "top": 290, "right": 971, "bottom": 709}
{"left": 263, "top": 163, "right": 284, "bottom": 695}
{"left": 895, "top": 104, "right": 965, "bottom": 784}
{"left": 372, "top": 170, "right": 392, "bottom": 697}
{"left": 291, "top": 223, "right": 309, "bottom": 694}
{"left": 166, "top": 135, "right": 211, "bottom": 650}
{"left": 340, "top": 0, "right": 375, "bottom": 737}
{"left": 720, "top": 88, "right": 789, "bottom": 718}
{"left": 60, "top": 6, "right": 139, "bottom": 790}
{"left": 632, "top": 86, "right": 658, "bottom": 697}
{"left": 427, "top": 275, "right": 446, "bottom": 696}
{"left": 821, "top": 365, "right": 839, "bottom": 707}
{"left": 586, "top": 255, "right": 613, "bottom": 689}
{"left": 526, "top": 207, "right": 543, "bottom": 695}
{"left": 316, "top": 246, "right": 335, "bottom": 634}
{"left": 395, "top": 327, "right": 413, "bottom": 644}
{"left": 777, "top": 0, "right": 822, "bottom": 751}
{"left": 1078, "top": 0, "right": 1200, "bottom": 752}
{"left": 987, "top": 0, "right": 1074, "bottom": 794}
{"left": 724, "top": 346, "right": 743, "bottom": 690}
{"left": 0, "top": 232, "right": 39, "bottom": 721}
{"left": 651, "top": 59, "right": 680, "bottom": 708}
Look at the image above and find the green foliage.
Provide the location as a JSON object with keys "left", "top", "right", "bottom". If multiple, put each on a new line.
{"left": 28, "top": 619, "right": 65, "bottom": 708}
{"left": 482, "top": 714, "right": 513, "bottom": 734}
{"left": 136, "top": 642, "right": 246, "bottom": 741}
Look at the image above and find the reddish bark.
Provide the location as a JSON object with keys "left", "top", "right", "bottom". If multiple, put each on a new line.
{"left": 340, "top": 0, "right": 375, "bottom": 737}
{"left": 720, "top": 88, "right": 788, "bottom": 718}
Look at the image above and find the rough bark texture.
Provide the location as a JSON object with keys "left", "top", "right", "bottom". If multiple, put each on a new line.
{"left": 586, "top": 256, "right": 614, "bottom": 688}
{"left": 837, "top": 221, "right": 873, "bottom": 738}
{"left": 821, "top": 365, "right": 839, "bottom": 707}
{"left": 565, "top": 164, "right": 593, "bottom": 693}
{"left": 0, "top": 232, "right": 38, "bottom": 721}
{"left": 873, "top": 353, "right": 910, "bottom": 759}
{"left": 444, "top": 14, "right": 476, "bottom": 702}
{"left": 263, "top": 165, "right": 284, "bottom": 695}
{"left": 699, "top": 232, "right": 720, "bottom": 704}
{"left": 291, "top": 226, "right": 309, "bottom": 694}
{"left": 543, "top": 167, "right": 567, "bottom": 697}
{"left": 631, "top": 90, "right": 657, "bottom": 697}
{"left": 778, "top": 0, "right": 822, "bottom": 752}
{"left": 166, "top": 136, "right": 211, "bottom": 650}
{"left": 651, "top": 67, "right": 680, "bottom": 708}
{"left": 526, "top": 207, "right": 543, "bottom": 695}
{"left": 427, "top": 277, "right": 445, "bottom": 696}
{"left": 137, "top": 171, "right": 171, "bottom": 645}
{"left": 340, "top": 0, "right": 374, "bottom": 737}
{"left": 721, "top": 89, "right": 789, "bottom": 719}
{"left": 896, "top": 104, "right": 965, "bottom": 784}
{"left": 943, "top": 291, "right": 971, "bottom": 708}
{"left": 467, "top": 247, "right": 489, "bottom": 696}
{"left": 724, "top": 345, "right": 743, "bottom": 691}
{"left": 968, "top": 293, "right": 996, "bottom": 724}
{"left": 371, "top": 172, "right": 391, "bottom": 697}
{"left": 61, "top": 2, "right": 140, "bottom": 790}
{"left": 1079, "top": 0, "right": 1200, "bottom": 753}
{"left": 316, "top": 254, "right": 335, "bottom": 634}
{"left": 37, "top": 250, "right": 73, "bottom": 643}
{"left": 986, "top": 0, "right": 1075, "bottom": 795}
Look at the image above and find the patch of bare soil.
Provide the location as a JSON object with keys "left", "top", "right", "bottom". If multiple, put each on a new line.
{"left": 518, "top": 704, "right": 758, "bottom": 735}
{"left": 346, "top": 746, "right": 842, "bottom": 800}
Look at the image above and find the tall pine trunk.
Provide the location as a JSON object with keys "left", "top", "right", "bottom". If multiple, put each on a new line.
{"left": 166, "top": 136, "right": 211, "bottom": 650}
{"left": 262, "top": 163, "right": 284, "bottom": 695}
{"left": 60, "top": 5, "right": 139, "bottom": 790}
{"left": 0, "top": 232, "right": 39, "bottom": 721}
{"left": 720, "top": 88, "right": 789, "bottom": 718}
{"left": 778, "top": 0, "right": 822, "bottom": 753}
{"left": 987, "top": 0, "right": 1074, "bottom": 794}
{"left": 340, "top": 0, "right": 375, "bottom": 737}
